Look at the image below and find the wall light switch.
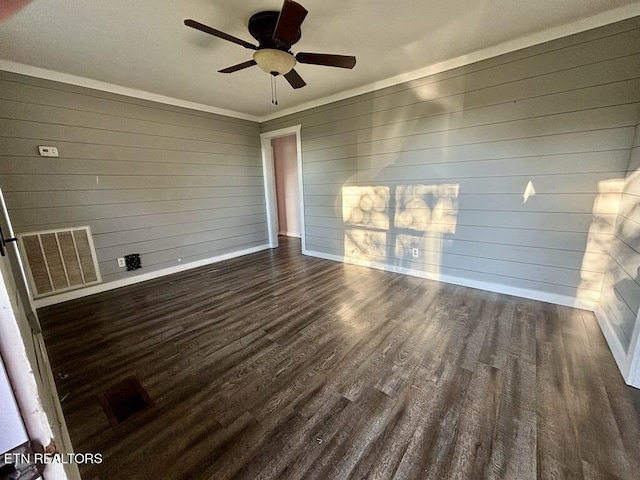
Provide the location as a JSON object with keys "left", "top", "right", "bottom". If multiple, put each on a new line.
{"left": 117, "top": 257, "right": 126, "bottom": 268}
{"left": 38, "top": 146, "right": 59, "bottom": 157}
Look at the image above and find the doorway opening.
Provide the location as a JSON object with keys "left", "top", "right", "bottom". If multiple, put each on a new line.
{"left": 260, "top": 125, "right": 306, "bottom": 252}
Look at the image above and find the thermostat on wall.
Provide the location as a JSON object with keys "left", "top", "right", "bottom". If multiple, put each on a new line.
{"left": 38, "top": 146, "right": 59, "bottom": 157}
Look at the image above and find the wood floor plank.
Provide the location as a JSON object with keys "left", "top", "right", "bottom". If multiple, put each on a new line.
{"left": 535, "top": 305, "right": 583, "bottom": 479}
{"left": 348, "top": 375, "right": 436, "bottom": 479}
{"left": 468, "top": 352, "right": 536, "bottom": 480}
{"left": 392, "top": 362, "right": 474, "bottom": 480}
{"left": 558, "top": 306, "right": 632, "bottom": 479}
{"left": 37, "top": 237, "right": 640, "bottom": 480}
{"left": 579, "top": 310, "right": 640, "bottom": 475}
{"left": 478, "top": 296, "right": 515, "bottom": 369}
{"left": 447, "top": 362, "right": 503, "bottom": 480}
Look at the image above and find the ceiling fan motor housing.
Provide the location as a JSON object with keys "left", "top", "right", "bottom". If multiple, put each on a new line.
{"left": 248, "top": 11, "right": 301, "bottom": 49}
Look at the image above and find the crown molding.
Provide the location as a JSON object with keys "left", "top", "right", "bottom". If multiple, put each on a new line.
{"left": 0, "top": 60, "right": 261, "bottom": 123}
{"left": 1, "top": 3, "right": 638, "bottom": 125}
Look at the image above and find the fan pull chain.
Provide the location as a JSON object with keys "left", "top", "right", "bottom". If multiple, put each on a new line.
{"left": 271, "top": 75, "right": 278, "bottom": 106}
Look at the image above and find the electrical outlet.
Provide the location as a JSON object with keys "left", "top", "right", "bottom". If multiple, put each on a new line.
{"left": 38, "top": 146, "right": 59, "bottom": 157}
{"left": 412, "top": 248, "right": 419, "bottom": 258}
{"left": 117, "top": 257, "right": 126, "bottom": 268}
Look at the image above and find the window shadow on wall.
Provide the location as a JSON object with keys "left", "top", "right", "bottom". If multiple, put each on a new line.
{"left": 305, "top": 51, "right": 633, "bottom": 308}
{"left": 342, "top": 183, "right": 459, "bottom": 277}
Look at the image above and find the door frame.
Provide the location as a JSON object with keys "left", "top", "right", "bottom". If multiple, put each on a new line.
{"left": 0, "top": 187, "right": 79, "bottom": 479}
{"left": 260, "top": 125, "right": 306, "bottom": 251}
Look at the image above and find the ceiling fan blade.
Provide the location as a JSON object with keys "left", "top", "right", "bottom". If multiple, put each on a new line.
{"left": 218, "top": 60, "right": 257, "bottom": 73}
{"left": 284, "top": 69, "right": 306, "bottom": 89}
{"left": 273, "top": 0, "right": 308, "bottom": 48}
{"left": 296, "top": 52, "right": 356, "bottom": 69}
{"left": 184, "top": 19, "right": 257, "bottom": 50}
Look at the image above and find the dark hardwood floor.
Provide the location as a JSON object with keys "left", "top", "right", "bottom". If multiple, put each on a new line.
{"left": 39, "top": 237, "right": 640, "bottom": 479}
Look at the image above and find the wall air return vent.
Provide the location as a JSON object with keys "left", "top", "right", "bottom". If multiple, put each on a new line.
{"left": 17, "top": 226, "right": 101, "bottom": 299}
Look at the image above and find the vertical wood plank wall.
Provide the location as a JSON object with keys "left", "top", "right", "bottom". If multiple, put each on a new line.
{"left": 0, "top": 71, "right": 267, "bottom": 285}
{"left": 261, "top": 17, "right": 640, "bottom": 306}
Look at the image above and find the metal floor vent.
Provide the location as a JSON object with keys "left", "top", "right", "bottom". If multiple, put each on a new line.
{"left": 98, "top": 376, "right": 154, "bottom": 427}
{"left": 18, "top": 226, "right": 101, "bottom": 298}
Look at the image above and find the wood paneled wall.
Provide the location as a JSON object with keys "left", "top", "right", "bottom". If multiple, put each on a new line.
{"left": 0, "top": 71, "right": 267, "bottom": 285}
{"left": 601, "top": 120, "right": 640, "bottom": 352}
{"left": 262, "top": 17, "right": 640, "bottom": 306}
{"left": 1, "top": 18, "right": 639, "bottom": 308}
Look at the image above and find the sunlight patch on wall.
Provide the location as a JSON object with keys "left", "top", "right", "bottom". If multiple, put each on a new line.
{"left": 341, "top": 183, "right": 459, "bottom": 278}
{"left": 343, "top": 186, "right": 389, "bottom": 266}
{"left": 578, "top": 178, "right": 624, "bottom": 300}
{"left": 522, "top": 180, "right": 536, "bottom": 204}
{"left": 344, "top": 230, "right": 387, "bottom": 262}
{"left": 413, "top": 83, "right": 445, "bottom": 102}
{"left": 343, "top": 186, "right": 390, "bottom": 230}
{"left": 395, "top": 184, "right": 459, "bottom": 233}
{"left": 395, "top": 233, "right": 445, "bottom": 273}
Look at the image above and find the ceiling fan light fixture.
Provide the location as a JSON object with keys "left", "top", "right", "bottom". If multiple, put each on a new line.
{"left": 185, "top": 1, "right": 356, "bottom": 91}
{"left": 253, "top": 48, "right": 296, "bottom": 75}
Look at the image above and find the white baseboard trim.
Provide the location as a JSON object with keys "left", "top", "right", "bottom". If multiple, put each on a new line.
{"left": 278, "top": 231, "right": 302, "bottom": 238}
{"left": 302, "top": 248, "right": 597, "bottom": 311}
{"left": 593, "top": 305, "right": 638, "bottom": 388}
{"left": 628, "top": 345, "right": 640, "bottom": 388}
{"left": 33, "top": 244, "right": 271, "bottom": 308}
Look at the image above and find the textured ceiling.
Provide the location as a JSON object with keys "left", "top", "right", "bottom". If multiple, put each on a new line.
{"left": 0, "top": 0, "right": 638, "bottom": 119}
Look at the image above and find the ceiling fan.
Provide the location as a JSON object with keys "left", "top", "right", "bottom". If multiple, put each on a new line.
{"left": 184, "top": 0, "right": 356, "bottom": 91}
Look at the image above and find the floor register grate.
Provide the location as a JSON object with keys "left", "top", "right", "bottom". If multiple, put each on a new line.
{"left": 98, "top": 376, "right": 154, "bottom": 427}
